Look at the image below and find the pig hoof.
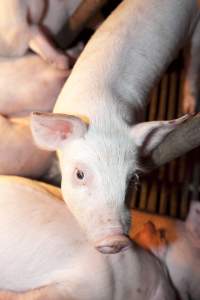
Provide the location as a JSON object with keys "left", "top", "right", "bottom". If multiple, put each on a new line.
{"left": 95, "top": 235, "right": 130, "bottom": 254}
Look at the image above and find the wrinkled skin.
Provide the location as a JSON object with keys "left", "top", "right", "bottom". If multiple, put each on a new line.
{"left": 0, "top": 176, "right": 176, "bottom": 300}
{"left": 0, "top": 0, "right": 82, "bottom": 68}
{"left": 131, "top": 203, "right": 200, "bottom": 300}
{"left": 31, "top": 0, "right": 200, "bottom": 253}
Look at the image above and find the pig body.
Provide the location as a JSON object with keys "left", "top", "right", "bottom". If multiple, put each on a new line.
{"left": 0, "top": 0, "right": 82, "bottom": 68}
{"left": 0, "top": 53, "right": 69, "bottom": 177}
{"left": 0, "top": 116, "right": 53, "bottom": 177}
{"left": 131, "top": 204, "right": 200, "bottom": 300}
{"left": 165, "top": 202, "right": 200, "bottom": 300}
{"left": 0, "top": 54, "right": 68, "bottom": 117}
{"left": 0, "top": 176, "right": 176, "bottom": 300}
{"left": 31, "top": 0, "right": 200, "bottom": 253}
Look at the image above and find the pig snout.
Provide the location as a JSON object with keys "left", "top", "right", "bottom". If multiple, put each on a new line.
{"left": 95, "top": 234, "right": 131, "bottom": 254}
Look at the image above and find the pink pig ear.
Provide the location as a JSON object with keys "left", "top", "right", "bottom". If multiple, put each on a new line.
{"left": 130, "top": 115, "right": 189, "bottom": 156}
{"left": 31, "top": 112, "right": 88, "bottom": 151}
{"left": 186, "top": 201, "right": 200, "bottom": 239}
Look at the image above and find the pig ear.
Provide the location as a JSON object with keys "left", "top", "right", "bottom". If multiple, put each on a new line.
{"left": 130, "top": 115, "right": 189, "bottom": 156}
{"left": 186, "top": 201, "right": 200, "bottom": 239}
{"left": 31, "top": 112, "right": 88, "bottom": 151}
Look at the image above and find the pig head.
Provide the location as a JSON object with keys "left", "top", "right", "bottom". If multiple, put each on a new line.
{"left": 31, "top": 111, "right": 187, "bottom": 253}
{"left": 31, "top": 0, "right": 198, "bottom": 253}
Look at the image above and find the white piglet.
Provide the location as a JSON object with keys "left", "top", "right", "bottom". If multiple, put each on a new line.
{"left": 31, "top": 0, "right": 200, "bottom": 254}
{"left": 0, "top": 176, "right": 177, "bottom": 300}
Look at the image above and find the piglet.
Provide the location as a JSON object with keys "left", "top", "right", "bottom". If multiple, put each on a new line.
{"left": 31, "top": 0, "right": 199, "bottom": 254}
{"left": 0, "top": 176, "right": 176, "bottom": 300}
{"left": 132, "top": 202, "right": 200, "bottom": 300}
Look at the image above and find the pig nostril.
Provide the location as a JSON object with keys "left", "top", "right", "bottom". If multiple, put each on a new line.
{"left": 95, "top": 235, "right": 131, "bottom": 254}
{"left": 96, "top": 244, "right": 130, "bottom": 254}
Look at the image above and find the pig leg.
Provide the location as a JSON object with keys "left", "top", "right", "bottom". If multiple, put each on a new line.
{"left": 29, "top": 26, "right": 70, "bottom": 70}
{"left": 182, "top": 20, "right": 200, "bottom": 113}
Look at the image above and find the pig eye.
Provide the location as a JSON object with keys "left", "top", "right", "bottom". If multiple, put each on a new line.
{"left": 72, "top": 163, "right": 92, "bottom": 187}
{"left": 75, "top": 169, "right": 85, "bottom": 180}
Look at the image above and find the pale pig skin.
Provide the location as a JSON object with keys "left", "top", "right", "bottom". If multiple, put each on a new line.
{"left": 0, "top": 0, "right": 82, "bottom": 69}
{"left": 31, "top": 0, "right": 200, "bottom": 253}
{"left": 0, "top": 54, "right": 68, "bottom": 117}
{"left": 0, "top": 176, "right": 176, "bottom": 300}
{"left": 0, "top": 116, "right": 53, "bottom": 177}
{"left": 0, "top": 53, "right": 68, "bottom": 177}
{"left": 0, "top": 54, "right": 70, "bottom": 117}
{"left": 132, "top": 203, "right": 200, "bottom": 300}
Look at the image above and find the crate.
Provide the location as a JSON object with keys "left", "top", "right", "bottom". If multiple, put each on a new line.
{"left": 128, "top": 58, "right": 200, "bottom": 219}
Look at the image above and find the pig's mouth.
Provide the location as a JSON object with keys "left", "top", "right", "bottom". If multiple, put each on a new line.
{"left": 94, "top": 234, "right": 131, "bottom": 254}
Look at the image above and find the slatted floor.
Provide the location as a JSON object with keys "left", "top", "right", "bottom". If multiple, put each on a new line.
{"left": 128, "top": 58, "right": 200, "bottom": 220}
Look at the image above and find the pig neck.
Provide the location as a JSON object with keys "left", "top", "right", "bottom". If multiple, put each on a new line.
{"left": 54, "top": 0, "right": 198, "bottom": 125}
{"left": 108, "top": 245, "right": 174, "bottom": 299}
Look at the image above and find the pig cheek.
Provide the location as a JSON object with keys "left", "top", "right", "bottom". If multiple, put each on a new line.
{"left": 61, "top": 174, "right": 92, "bottom": 214}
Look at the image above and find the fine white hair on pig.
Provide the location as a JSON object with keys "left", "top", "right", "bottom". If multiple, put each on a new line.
{"left": 31, "top": 0, "right": 200, "bottom": 254}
